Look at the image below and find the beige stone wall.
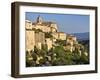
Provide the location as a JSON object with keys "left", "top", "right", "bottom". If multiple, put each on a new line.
{"left": 52, "top": 32, "right": 67, "bottom": 40}
{"left": 45, "top": 38, "right": 53, "bottom": 50}
{"left": 58, "top": 32, "right": 66, "bottom": 40}
{"left": 66, "top": 36, "right": 77, "bottom": 46}
{"left": 51, "top": 27, "right": 57, "bottom": 33}
{"left": 51, "top": 23, "right": 58, "bottom": 30}
{"left": 25, "top": 20, "right": 32, "bottom": 29}
{"left": 35, "top": 32, "right": 45, "bottom": 49}
{"left": 65, "top": 45, "right": 74, "bottom": 52}
{"left": 66, "top": 39, "right": 74, "bottom": 46}
{"left": 25, "top": 18, "right": 78, "bottom": 53}
{"left": 35, "top": 32, "right": 45, "bottom": 44}
{"left": 67, "top": 35, "right": 77, "bottom": 41}
{"left": 25, "top": 30, "right": 35, "bottom": 51}
{"left": 36, "top": 42, "right": 42, "bottom": 50}
{"left": 33, "top": 25, "right": 51, "bottom": 32}
{"left": 43, "top": 26, "right": 51, "bottom": 32}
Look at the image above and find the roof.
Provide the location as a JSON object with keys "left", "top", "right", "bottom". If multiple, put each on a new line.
{"left": 32, "top": 21, "right": 56, "bottom": 26}
{"left": 25, "top": 20, "right": 31, "bottom": 23}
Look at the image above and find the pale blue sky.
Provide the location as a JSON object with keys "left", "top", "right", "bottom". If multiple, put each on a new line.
{"left": 25, "top": 12, "right": 89, "bottom": 34}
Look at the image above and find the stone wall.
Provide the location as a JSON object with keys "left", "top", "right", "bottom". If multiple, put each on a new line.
{"left": 25, "top": 30, "right": 35, "bottom": 51}
{"left": 45, "top": 38, "right": 53, "bottom": 50}
{"left": 25, "top": 20, "right": 33, "bottom": 29}
{"left": 35, "top": 32, "right": 45, "bottom": 49}
{"left": 58, "top": 32, "right": 66, "bottom": 40}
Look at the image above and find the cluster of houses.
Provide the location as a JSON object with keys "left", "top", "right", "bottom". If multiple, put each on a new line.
{"left": 26, "top": 16, "right": 87, "bottom": 56}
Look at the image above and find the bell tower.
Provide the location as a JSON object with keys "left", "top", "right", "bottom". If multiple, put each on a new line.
{"left": 37, "top": 15, "right": 43, "bottom": 24}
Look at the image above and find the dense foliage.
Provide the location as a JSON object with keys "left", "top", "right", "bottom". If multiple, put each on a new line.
{"left": 45, "top": 32, "right": 53, "bottom": 38}
{"left": 26, "top": 41, "right": 89, "bottom": 67}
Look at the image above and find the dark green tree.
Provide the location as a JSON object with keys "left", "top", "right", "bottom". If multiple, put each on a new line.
{"left": 45, "top": 32, "right": 53, "bottom": 38}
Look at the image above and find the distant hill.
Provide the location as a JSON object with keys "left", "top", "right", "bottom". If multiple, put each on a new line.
{"left": 72, "top": 32, "right": 89, "bottom": 41}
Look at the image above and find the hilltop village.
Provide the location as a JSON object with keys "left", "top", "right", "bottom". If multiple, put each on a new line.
{"left": 26, "top": 16, "right": 89, "bottom": 67}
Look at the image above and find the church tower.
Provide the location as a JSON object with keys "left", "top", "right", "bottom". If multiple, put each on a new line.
{"left": 37, "top": 15, "right": 43, "bottom": 24}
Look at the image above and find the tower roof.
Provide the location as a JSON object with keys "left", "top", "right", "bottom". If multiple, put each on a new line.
{"left": 37, "top": 15, "right": 43, "bottom": 24}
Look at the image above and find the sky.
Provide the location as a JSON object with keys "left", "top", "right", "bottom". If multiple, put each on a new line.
{"left": 25, "top": 12, "right": 89, "bottom": 34}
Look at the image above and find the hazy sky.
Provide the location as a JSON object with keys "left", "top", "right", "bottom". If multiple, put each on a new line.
{"left": 25, "top": 12, "right": 89, "bottom": 34}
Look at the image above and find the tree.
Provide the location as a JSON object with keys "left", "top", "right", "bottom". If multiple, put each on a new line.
{"left": 72, "top": 47, "right": 81, "bottom": 64}
{"left": 34, "top": 29, "right": 43, "bottom": 33}
{"left": 26, "top": 50, "right": 36, "bottom": 67}
{"left": 45, "top": 32, "right": 53, "bottom": 38}
{"left": 55, "top": 39, "right": 66, "bottom": 46}
{"left": 51, "top": 45, "right": 74, "bottom": 65}
{"left": 79, "top": 52, "right": 89, "bottom": 64}
{"left": 34, "top": 46, "right": 41, "bottom": 55}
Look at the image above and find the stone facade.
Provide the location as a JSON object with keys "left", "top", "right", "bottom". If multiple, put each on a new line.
{"left": 25, "top": 16, "right": 79, "bottom": 52}
{"left": 52, "top": 32, "right": 66, "bottom": 40}
{"left": 58, "top": 32, "right": 66, "bottom": 40}
{"left": 32, "top": 16, "right": 58, "bottom": 33}
{"left": 35, "top": 32, "right": 45, "bottom": 49}
{"left": 52, "top": 32, "right": 59, "bottom": 39}
{"left": 25, "top": 30, "right": 35, "bottom": 51}
{"left": 25, "top": 20, "right": 33, "bottom": 29}
{"left": 66, "top": 35, "right": 77, "bottom": 45}
{"left": 45, "top": 38, "right": 53, "bottom": 50}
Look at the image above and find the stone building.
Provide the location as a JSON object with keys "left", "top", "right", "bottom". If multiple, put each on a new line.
{"left": 64, "top": 45, "right": 75, "bottom": 52}
{"left": 66, "top": 35, "right": 77, "bottom": 46}
{"left": 58, "top": 32, "right": 66, "bottom": 40}
{"left": 32, "top": 16, "right": 58, "bottom": 33}
{"left": 25, "top": 20, "right": 35, "bottom": 52}
{"left": 52, "top": 32, "right": 66, "bottom": 40}
{"left": 35, "top": 32, "right": 45, "bottom": 49}
{"left": 25, "top": 30, "right": 35, "bottom": 52}
{"left": 50, "top": 24, "right": 58, "bottom": 33}
{"left": 52, "top": 32, "right": 59, "bottom": 39}
{"left": 25, "top": 20, "right": 33, "bottom": 29}
{"left": 45, "top": 38, "right": 53, "bottom": 50}
{"left": 25, "top": 15, "right": 79, "bottom": 53}
{"left": 63, "top": 34, "right": 78, "bottom": 52}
